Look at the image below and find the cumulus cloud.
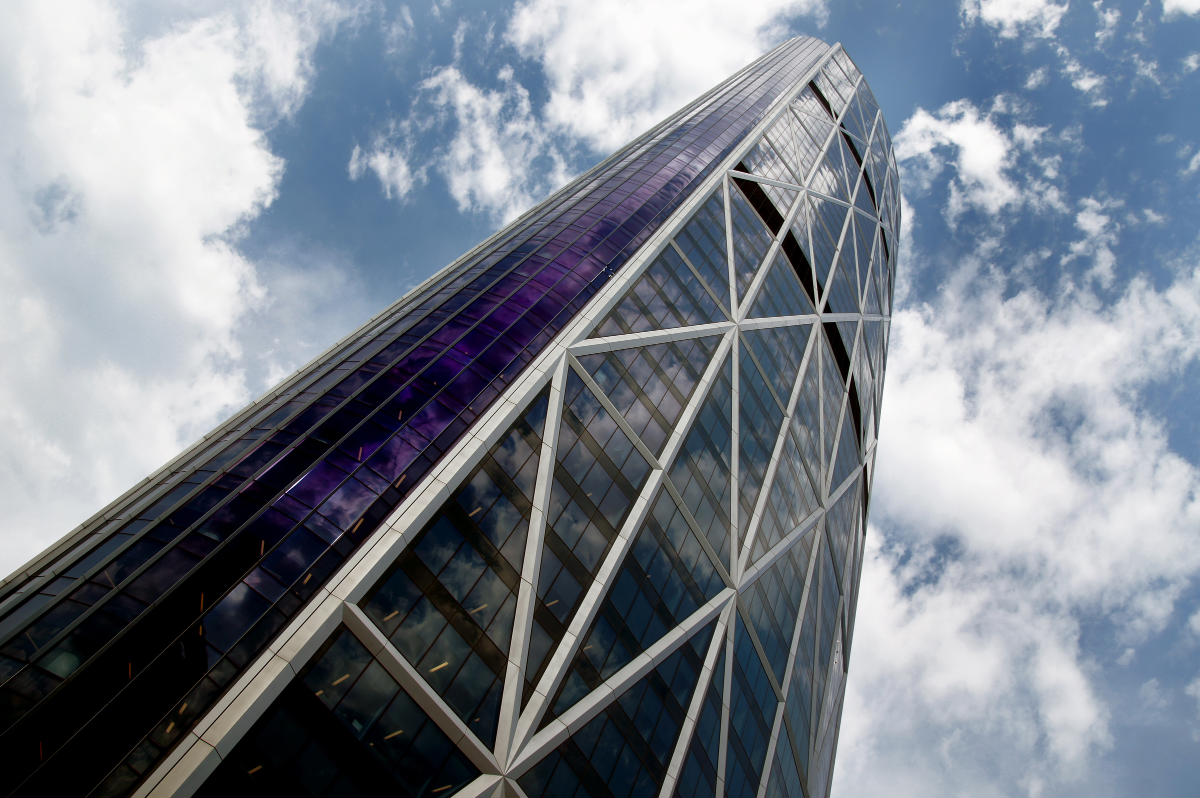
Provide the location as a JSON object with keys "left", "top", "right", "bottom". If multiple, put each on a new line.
{"left": 506, "top": 0, "right": 827, "bottom": 153}
{"left": 880, "top": 265, "right": 1200, "bottom": 601}
{"left": 1055, "top": 45, "right": 1109, "bottom": 106}
{"left": 836, "top": 254, "right": 1200, "bottom": 793}
{"left": 1025, "top": 66, "right": 1050, "bottom": 89}
{"left": 1062, "top": 196, "right": 1120, "bottom": 286}
{"left": 1187, "top": 676, "right": 1200, "bottom": 739}
{"left": 348, "top": 120, "right": 420, "bottom": 200}
{"left": 1163, "top": 0, "right": 1200, "bottom": 18}
{"left": 893, "top": 98, "right": 1066, "bottom": 223}
{"left": 420, "top": 65, "right": 571, "bottom": 222}
{"left": 1184, "top": 53, "right": 1200, "bottom": 73}
{"left": 383, "top": 4, "right": 415, "bottom": 56}
{"left": 839, "top": 90, "right": 1200, "bottom": 787}
{"left": 0, "top": 0, "right": 363, "bottom": 575}
{"left": 837, "top": 535, "right": 1108, "bottom": 795}
{"left": 1184, "top": 147, "right": 1200, "bottom": 175}
{"left": 1093, "top": 1, "right": 1120, "bottom": 44}
{"left": 960, "top": 0, "right": 1068, "bottom": 38}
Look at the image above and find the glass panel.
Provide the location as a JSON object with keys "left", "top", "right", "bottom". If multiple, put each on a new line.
{"left": 750, "top": 430, "right": 820, "bottom": 565}
{"left": 576, "top": 335, "right": 719, "bottom": 458}
{"left": 766, "top": 109, "right": 821, "bottom": 184}
{"left": 740, "top": 323, "right": 812, "bottom": 413}
{"left": 813, "top": 537, "right": 840, "bottom": 721}
{"left": 824, "top": 479, "right": 860, "bottom": 589}
{"left": 863, "top": 321, "right": 885, "bottom": 382}
{"left": 549, "top": 488, "right": 724, "bottom": 718}
{"left": 196, "top": 627, "right": 479, "bottom": 797}
{"left": 673, "top": 190, "right": 731, "bottom": 311}
{"left": 519, "top": 622, "right": 715, "bottom": 798}
{"left": 725, "top": 617, "right": 778, "bottom": 798}
{"left": 747, "top": 252, "right": 815, "bottom": 319}
{"left": 592, "top": 246, "right": 724, "bottom": 338}
{"left": 805, "top": 197, "right": 848, "bottom": 299}
{"left": 766, "top": 719, "right": 807, "bottom": 798}
{"left": 737, "top": 346, "right": 786, "bottom": 545}
{"left": 673, "top": 645, "right": 726, "bottom": 798}
{"left": 742, "top": 532, "right": 814, "bottom": 685}
{"left": 788, "top": 361, "right": 822, "bottom": 506}
{"left": 742, "top": 135, "right": 802, "bottom": 190}
{"left": 668, "top": 353, "right": 734, "bottom": 572}
{"left": 729, "top": 182, "right": 776, "bottom": 304}
{"left": 525, "top": 374, "right": 653, "bottom": 700}
{"left": 358, "top": 390, "right": 549, "bottom": 745}
{"left": 818, "top": 335, "right": 845, "bottom": 486}
{"left": 829, "top": 411, "right": 861, "bottom": 496}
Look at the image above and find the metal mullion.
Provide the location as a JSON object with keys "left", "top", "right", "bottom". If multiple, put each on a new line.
{"left": 656, "top": 330, "right": 739, "bottom": 591}
{"left": 723, "top": 175, "right": 737, "bottom": 318}
{"left": 507, "top": 588, "right": 733, "bottom": 779}
{"left": 737, "top": 315, "right": 820, "bottom": 331}
{"left": 496, "top": 357, "right": 568, "bottom": 763}
{"left": 569, "top": 321, "right": 732, "bottom": 357}
{"left": 729, "top": 324, "right": 742, "bottom": 584}
{"left": 508, "top": 329, "right": 735, "bottom": 757}
{"left": 509, "top": 463, "right": 666, "bottom": 754}
{"left": 659, "top": 478, "right": 734, "bottom": 592}
{"left": 728, "top": 168, "right": 805, "bottom": 194}
{"left": 757, "top": 701, "right": 787, "bottom": 798}
{"left": 343, "top": 603, "right": 500, "bottom": 775}
{"left": 814, "top": 179, "right": 856, "bottom": 312}
{"left": 771, "top": 524, "right": 822, "bottom": 792}
{"left": 566, "top": 357, "right": 660, "bottom": 469}
{"left": 737, "top": 323, "right": 819, "bottom": 571}
{"left": 716, "top": 617, "right": 734, "bottom": 798}
{"left": 671, "top": 238, "right": 735, "bottom": 316}
{"left": 657, "top": 602, "right": 735, "bottom": 798}
{"left": 733, "top": 594, "right": 785, "bottom": 698}
{"left": 736, "top": 183, "right": 808, "bottom": 322}
{"left": 742, "top": 510, "right": 822, "bottom": 593}
{"left": 824, "top": 321, "right": 862, "bottom": 498}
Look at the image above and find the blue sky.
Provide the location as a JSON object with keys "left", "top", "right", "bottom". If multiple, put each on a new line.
{"left": 1, "top": 0, "right": 1198, "bottom": 794}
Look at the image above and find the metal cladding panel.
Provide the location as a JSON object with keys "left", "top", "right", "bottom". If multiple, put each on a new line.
{"left": 0, "top": 35, "right": 900, "bottom": 798}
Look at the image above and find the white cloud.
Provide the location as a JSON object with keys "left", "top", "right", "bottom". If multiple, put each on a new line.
{"left": 420, "top": 65, "right": 571, "bottom": 222}
{"left": 1062, "top": 196, "right": 1120, "bottom": 287}
{"left": 876, "top": 265, "right": 1200, "bottom": 603}
{"left": 383, "top": 4, "right": 414, "bottom": 55}
{"left": 960, "top": 0, "right": 1068, "bottom": 38}
{"left": 1184, "top": 53, "right": 1200, "bottom": 73}
{"left": 1186, "top": 675, "right": 1200, "bottom": 739}
{"left": 836, "top": 256, "right": 1200, "bottom": 794}
{"left": 1185, "top": 148, "right": 1200, "bottom": 175}
{"left": 1025, "top": 66, "right": 1050, "bottom": 89}
{"left": 1163, "top": 0, "right": 1200, "bottom": 17}
{"left": 836, "top": 536, "right": 1108, "bottom": 795}
{"left": 893, "top": 98, "right": 1066, "bottom": 223}
{"left": 506, "top": 0, "right": 827, "bottom": 153}
{"left": 1138, "top": 678, "right": 1170, "bottom": 713}
{"left": 1132, "top": 54, "right": 1163, "bottom": 86}
{"left": 0, "top": 0, "right": 363, "bottom": 575}
{"left": 348, "top": 121, "right": 419, "bottom": 200}
{"left": 1093, "top": 1, "right": 1120, "bottom": 43}
{"left": 1056, "top": 45, "right": 1108, "bottom": 106}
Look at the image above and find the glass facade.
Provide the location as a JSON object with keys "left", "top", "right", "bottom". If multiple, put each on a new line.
{"left": 0, "top": 35, "right": 897, "bottom": 798}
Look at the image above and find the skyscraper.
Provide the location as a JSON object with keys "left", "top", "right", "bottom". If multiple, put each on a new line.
{"left": 0, "top": 34, "right": 896, "bottom": 798}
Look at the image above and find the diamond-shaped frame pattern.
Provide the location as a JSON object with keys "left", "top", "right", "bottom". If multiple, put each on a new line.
{"left": 42, "top": 38, "right": 903, "bottom": 798}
